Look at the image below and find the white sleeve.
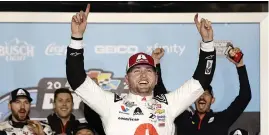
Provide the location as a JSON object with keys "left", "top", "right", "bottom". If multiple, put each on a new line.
{"left": 166, "top": 78, "right": 204, "bottom": 120}
{"left": 74, "top": 76, "right": 113, "bottom": 117}
{"left": 67, "top": 39, "right": 113, "bottom": 118}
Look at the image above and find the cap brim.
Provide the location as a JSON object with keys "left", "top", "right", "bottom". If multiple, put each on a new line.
{"left": 10, "top": 95, "right": 33, "bottom": 103}
{"left": 127, "top": 62, "right": 156, "bottom": 73}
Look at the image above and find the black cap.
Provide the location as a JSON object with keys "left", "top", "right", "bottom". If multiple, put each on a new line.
{"left": 10, "top": 88, "right": 32, "bottom": 103}
{"left": 74, "top": 123, "right": 95, "bottom": 135}
{"left": 230, "top": 128, "right": 249, "bottom": 135}
{"left": 205, "top": 85, "right": 213, "bottom": 96}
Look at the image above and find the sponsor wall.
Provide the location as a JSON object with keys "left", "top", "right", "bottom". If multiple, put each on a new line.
{"left": 0, "top": 19, "right": 262, "bottom": 134}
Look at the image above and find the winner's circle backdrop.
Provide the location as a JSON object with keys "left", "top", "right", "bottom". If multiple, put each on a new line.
{"left": 0, "top": 13, "right": 267, "bottom": 135}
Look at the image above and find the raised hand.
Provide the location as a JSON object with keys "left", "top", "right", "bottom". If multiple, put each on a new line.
{"left": 227, "top": 47, "right": 244, "bottom": 67}
{"left": 71, "top": 4, "right": 91, "bottom": 38}
{"left": 194, "top": 13, "right": 213, "bottom": 42}
{"left": 151, "top": 48, "right": 165, "bottom": 65}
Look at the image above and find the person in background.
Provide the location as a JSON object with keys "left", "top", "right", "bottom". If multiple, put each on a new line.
{"left": 175, "top": 47, "right": 252, "bottom": 135}
{"left": 0, "top": 88, "right": 52, "bottom": 135}
{"left": 47, "top": 88, "right": 80, "bottom": 135}
{"left": 74, "top": 123, "right": 95, "bottom": 135}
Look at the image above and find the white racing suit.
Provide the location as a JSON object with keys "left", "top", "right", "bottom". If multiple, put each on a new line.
{"left": 0, "top": 116, "right": 53, "bottom": 135}
{"left": 66, "top": 39, "right": 216, "bottom": 135}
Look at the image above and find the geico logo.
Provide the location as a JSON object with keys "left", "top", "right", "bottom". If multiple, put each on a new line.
{"left": 45, "top": 43, "right": 67, "bottom": 56}
{"left": 95, "top": 45, "right": 138, "bottom": 54}
{"left": 42, "top": 93, "right": 82, "bottom": 109}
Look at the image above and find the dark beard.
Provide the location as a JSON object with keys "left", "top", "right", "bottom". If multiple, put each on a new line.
{"left": 11, "top": 108, "right": 30, "bottom": 122}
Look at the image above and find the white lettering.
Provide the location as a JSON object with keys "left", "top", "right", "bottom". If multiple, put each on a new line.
{"left": 0, "top": 38, "right": 35, "bottom": 61}
{"left": 147, "top": 43, "right": 186, "bottom": 56}
{"left": 95, "top": 45, "right": 138, "bottom": 54}
{"left": 42, "top": 93, "right": 54, "bottom": 109}
{"left": 45, "top": 43, "right": 67, "bottom": 56}
{"left": 136, "top": 54, "right": 147, "bottom": 62}
{"left": 0, "top": 45, "right": 34, "bottom": 56}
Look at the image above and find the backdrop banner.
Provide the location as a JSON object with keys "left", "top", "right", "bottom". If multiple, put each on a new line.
{"left": 0, "top": 23, "right": 260, "bottom": 135}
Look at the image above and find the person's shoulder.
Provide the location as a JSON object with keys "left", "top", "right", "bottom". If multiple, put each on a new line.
{"left": 0, "top": 121, "right": 10, "bottom": 127}
{"left": 0, "top": 121, "right": 12, "bottom": 131}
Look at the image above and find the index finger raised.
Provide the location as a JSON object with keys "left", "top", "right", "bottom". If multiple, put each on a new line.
{"left": 194, "top": 13, "right": 200, "bottom": 26}
{"left": 85, "top": 4, "right": 91, "bottom": 17}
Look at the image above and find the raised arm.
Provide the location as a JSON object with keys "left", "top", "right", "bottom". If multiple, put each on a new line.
{"left": 221, "top": 48, "right": 252, "bottom": 127}
{"left": 152, "top": 48, "right": 168, "bottom": 96}
{"left": 66, "top": 4, "right": 113, "bottom": 117}
{"left": 165, "top": 14, "right": 216, "bottom": 120}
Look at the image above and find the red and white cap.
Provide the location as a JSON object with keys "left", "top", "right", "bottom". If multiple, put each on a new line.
{"left": 126, "top": 52, "right": 156, "bottom": 73}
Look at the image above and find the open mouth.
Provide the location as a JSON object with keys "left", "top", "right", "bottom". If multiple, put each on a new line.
{"left": 198, "top": 100, "right": 206, "bottom": 104}
{"left": 198, "top": 100, "right": 206, "bottom": 108}
{"left": 60, "top": 108, "right": 68, "bottom": 111}
{"left": 139, "top": 80, "right": 149, "bottom": 85}
{"left": 19, "top": 109, "right": 26, "bottom": 114}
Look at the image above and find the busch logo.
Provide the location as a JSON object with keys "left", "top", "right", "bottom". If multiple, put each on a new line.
{"left": 0, "top": 38, "right": 34, "bottom": 61}
{"left": 45, "top": 43, "right": 67, "bottom": 56}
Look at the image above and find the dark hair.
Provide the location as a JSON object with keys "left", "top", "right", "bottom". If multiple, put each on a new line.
{"left": 74, "top": 123, "right": 95, "bottom": 135}
{"left": 54, "top": 88, "right": 73, "bottom": 103}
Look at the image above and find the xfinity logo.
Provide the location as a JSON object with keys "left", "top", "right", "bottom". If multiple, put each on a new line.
{"left": 146, "top": 43, "right": 186, "bottom": 56}
{"left": 94, "top": 45, "right": 138, "bottom": 54}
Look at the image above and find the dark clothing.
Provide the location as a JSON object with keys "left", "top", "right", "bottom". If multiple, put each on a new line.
{"left": 0, "top": 131, "right": 6, "bottom": 135}
{"left": 47, "top": 113, "right": 80, "bottom": 135}
{"left": 175, "top": 65, "right": 252, "bottom": 135}
{"left": 84, "top": 104, "right": 105, "bottom": 135}
{"left": 153, "top": 64, "right": 167, "bottom": 96}
{"left": 83, "top": 63, "right": 168, "bottom": 135}
{"left": 192, "top": 47, "right": 216, "bottom": 90}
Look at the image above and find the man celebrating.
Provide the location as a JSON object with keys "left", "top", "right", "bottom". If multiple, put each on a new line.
{"left": 0, "top": 88, "right": 52, "bottom": 135}
{"left": 47, "top": 88, "right": 80, "bottom": 135}
{"left": 83, "top": 48, "right": 167, "bottom": 135}
{"left": 66, "top": 4, "right": 216, "bottom": 135}
{"left": 175, "top": 48, "right": 252, "bottom": 135}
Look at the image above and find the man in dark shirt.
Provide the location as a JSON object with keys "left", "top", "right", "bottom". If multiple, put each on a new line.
{"left": 175, "top": 47, "right": 252, "bottom": 135}
{"left": 47, "top": 88, "right": 80, "bottom": 135}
